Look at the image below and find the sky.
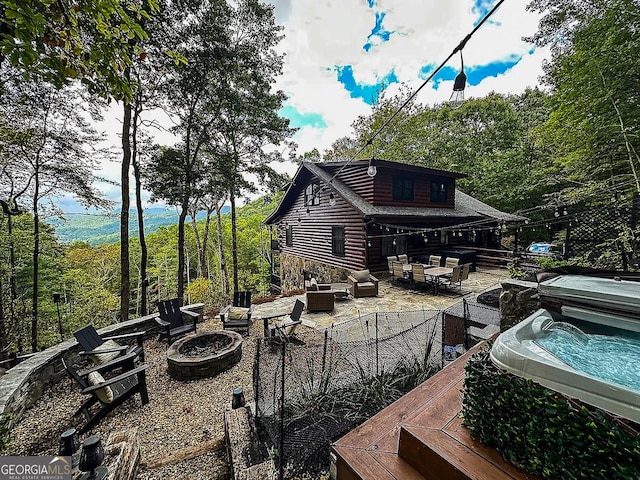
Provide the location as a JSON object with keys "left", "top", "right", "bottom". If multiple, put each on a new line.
{"left": 57, "top": 0, "right": 549, "bottom": 213}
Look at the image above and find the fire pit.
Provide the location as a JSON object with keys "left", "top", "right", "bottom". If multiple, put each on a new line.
{"left": 166, "top": 331, "right": 243, "bottom": 380}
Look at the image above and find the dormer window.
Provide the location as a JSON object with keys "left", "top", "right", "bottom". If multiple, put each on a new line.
{"left": 430, "top": 181, "right": 448, "bottom": 203}
{"left": 305, "top": 183, "right": 320, "bottom": 206}
{"left": 392, "top": 176, "right": 414, "bottom": 201}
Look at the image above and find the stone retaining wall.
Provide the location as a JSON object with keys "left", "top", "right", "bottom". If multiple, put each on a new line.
{"left": 499, "top": 279, "right": 540, "bottom": 331}
{"left": 279, "top": 253, "right": 353, "bottom": 293}
{"left": 0, "top": 304, "right": 204, "bottom": 431}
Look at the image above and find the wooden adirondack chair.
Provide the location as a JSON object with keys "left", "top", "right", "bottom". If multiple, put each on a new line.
{"left": 74, "top": 324, "right": 146, "bottom": 365}
{"left": 62, "top": 358, "right": 149, "bottom": 434}
{"left": 220, "top": 291, "right": 255, "bottom": 334}
{"left": 155, "top": 298, "right": 199, "bottom": 343}
{"left": 262, "top": 299, "right": 305, "bottom": 343}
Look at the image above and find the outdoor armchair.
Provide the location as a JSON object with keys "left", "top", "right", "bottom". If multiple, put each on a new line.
{"left": 220, "top": 291, "right": 255, "bottom": 334}
{"left": 74, "top": 324, "right": 146, "bottom": 365}
{"left": 155, "top": 298, "right": 199, "bottom": 343}
{"left": 348, "top": 269, "right": 379, "bottom": 298}
{"left": 262, "top": 299, "right": 305, "bottom": 343}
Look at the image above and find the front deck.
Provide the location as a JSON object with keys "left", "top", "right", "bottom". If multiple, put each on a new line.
{"left": 332, "top": 341, "right": 540, "bottom": 480}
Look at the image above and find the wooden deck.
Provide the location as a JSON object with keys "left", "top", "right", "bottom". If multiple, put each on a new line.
{"left": 331, "top": 342, "right": 541, "bottom": 480}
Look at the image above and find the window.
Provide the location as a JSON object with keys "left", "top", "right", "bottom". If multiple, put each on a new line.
{"left": 332, "top": 226, "right": 345, "bottom": 256}
{"left": 430, "top": 181, "right": 448, "bottom": 203}
{"left": 305, "top": 183, "right": 320, "bottom": 206}
{"left": 381, "top": 235, "right": 407, "bottom": 256}
{"left": 286, "top": 225, "right": 293, "bottom": 246}
{"left": 392, "top": 176, "right": 414, "bottom": 201}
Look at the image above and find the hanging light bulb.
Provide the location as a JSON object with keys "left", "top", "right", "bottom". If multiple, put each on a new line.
{"left": 367, "top": 155, "right": 377, "bottom": 177}
{"left": 449, "top": 51, "right": 466, "bottom": 104}
{"left": 554, "top": 210, "right": 560, "bottom": 217}
{"left": 367, "top": 240, "right": 371, "bottom": 247}
{"left": 392, "top": 237, "right": 397, "bottom": 246}
{"left": 562, "top": 208, "right": 568, "bottom": 216}
{"left": 329, "top": 192, "right": 336, "bottom": 206}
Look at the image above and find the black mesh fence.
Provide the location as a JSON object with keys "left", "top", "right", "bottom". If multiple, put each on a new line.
{"left": 253, "top": 299, "right": 501, "bottom": 478}
{"left": 253, "top": 309, "right": 442, "bottom": 478}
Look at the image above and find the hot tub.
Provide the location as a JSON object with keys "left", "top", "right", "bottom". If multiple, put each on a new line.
{"left": 491, "top": 275, "right": 640, "bottom": 422}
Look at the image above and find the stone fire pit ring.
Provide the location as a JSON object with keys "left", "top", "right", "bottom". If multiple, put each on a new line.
{"left": 167, "top": 330, "right": 243, "bottom": 380}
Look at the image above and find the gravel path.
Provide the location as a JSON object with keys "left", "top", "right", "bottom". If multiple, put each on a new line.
{"left": 4, "top": 316, "right": 262, "bottom": 480}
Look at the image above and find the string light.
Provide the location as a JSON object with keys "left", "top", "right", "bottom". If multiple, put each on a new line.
{"left": 367, "top": 156, "right": 377, "bottom": 177}
{"left": 329, "top": 192, "right": 336, "bottom": 206}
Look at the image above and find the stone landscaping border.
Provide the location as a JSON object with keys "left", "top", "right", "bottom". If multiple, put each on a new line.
{"left": 0, "top": 304, "right": 204, "bottom": 431}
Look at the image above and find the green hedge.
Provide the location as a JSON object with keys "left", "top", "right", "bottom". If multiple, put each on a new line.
{"left": 462, "top": 347, "right": 640, "bottom": 480}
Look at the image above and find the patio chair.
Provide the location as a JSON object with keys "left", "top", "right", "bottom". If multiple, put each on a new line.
{"left": 428, "top": 255, "right": 441, "bottom": 267}
{"left": 397, "top": 254, "right": 409, "bottom": 264}
{"left": 386, "top": 256, "right": 397, "bottom": 274}
{"left": 220, "top": 291, "right": 255, "bottom": 334}
{"left": 348, "top": 269, "right": 378, "bottom": 297}
{"left": 411, "top": 263, "right": 431, "bottom": 290}
{"left": 155, "top": 298, "right": 199, "bottom": 343}
{"left": 392, "top": 261, "right": 410, "bottom": 287}
{"left": 441, "top": 265, "right": 463, "bottom": 293}
{"left": 306, "top": 282, "right": 335, "bottom": 312}
{"left": 62, "top": 358, "right": 149, "bottom": 434}
{"left": 445, "top": 257, "right": 460, "bottom": 268}
{"left": 262, "top": 299, "right": 305, "bottom": 343}
{"left": 74, "top": 324, "right": 146, "bottom": 365}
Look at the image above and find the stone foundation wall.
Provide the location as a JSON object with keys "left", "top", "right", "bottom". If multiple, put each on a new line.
{"left": 499, "top": 279, "right": 540, "bottom": 332}
{"left": 279, "top": 253, "right": 352, "bottom": 293}
{"left": 0, "top": 303, "right": 204, "bottom": 430}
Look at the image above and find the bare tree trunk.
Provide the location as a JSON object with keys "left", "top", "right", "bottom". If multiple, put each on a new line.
{"left": 190, "top": 207, "right": 203, "bottom": 278}
{"left": 201, "top": 205, "right": 213, "bottom": 279}
{"left": 131, "top": 102, "right": 148, "bottom": 316}
{"left": 31, "top": 175, "right": 39, "bottom": 351}
{"left": 177, "top": 203, "right": 188, "bottom": 305}
{"left": 230, "top": 192, "right": 239, "bottom": 293}
{"left": 120, "top": 96, "right": 132, "bottom": 322}
{"left": 215, "top": 202, "right": 229, "bottom": 297}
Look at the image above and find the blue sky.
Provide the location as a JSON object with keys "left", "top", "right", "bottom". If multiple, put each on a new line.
{"left": 270, "top": 0, "right": 548, "bottom": 162}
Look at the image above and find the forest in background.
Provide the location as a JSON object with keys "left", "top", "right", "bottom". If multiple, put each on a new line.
{"left": 1, "top": 0, "right": 640, "bottom": 355}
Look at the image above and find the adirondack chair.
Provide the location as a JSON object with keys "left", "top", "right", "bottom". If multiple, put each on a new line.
{"left": 62, "top": 358, "right": 149, "bottom": 434}
{"left": 262, "top": 299, "right": 305, "bottom": 343}
{"left": 220, "top": 291, "right": 255, "bottom": 334}
{"left": 155, "top": 298, "right": 199, "bottom": 343}
{"left": 74, "top": 324, "right": 146, "bottom": 365}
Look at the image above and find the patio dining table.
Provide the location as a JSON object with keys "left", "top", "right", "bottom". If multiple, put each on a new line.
{"left": 425, "top": 266, "right": 453, "bottom": 295}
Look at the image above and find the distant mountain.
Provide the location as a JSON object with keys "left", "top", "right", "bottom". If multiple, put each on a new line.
{"left": 47, "top": 207, "right": 230, "bottom": 246}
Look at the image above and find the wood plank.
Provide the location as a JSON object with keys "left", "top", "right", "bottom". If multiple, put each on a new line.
{"left": 404, "top": 378, "right": 464, "bottom": 429}
{"left": 399, "top": 427, "right": 516, "bottom": 480}
{"left": 333, "top": 446, "right": 397, "bottom": 480}
{"left": 144, "top": 438, "right": 224, "bottom": 469}
{"left": 368, "top": 451, "right": 426, "bottom": 480}
{"left": 443, "top": 416, "right": 541, "bottom": 480}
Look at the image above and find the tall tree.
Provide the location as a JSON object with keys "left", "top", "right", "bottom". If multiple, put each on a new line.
{"left": 0, "top": 80, "right": 106, "bottom": 351}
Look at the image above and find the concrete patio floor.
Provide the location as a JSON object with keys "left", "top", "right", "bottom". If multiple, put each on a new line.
{"left": 253, "top": 268, "right": 509, "bottom": 330}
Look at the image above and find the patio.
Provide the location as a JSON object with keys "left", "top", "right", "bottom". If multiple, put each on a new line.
{"left": 3, "top": 268, "right": 508, "bottom": 480}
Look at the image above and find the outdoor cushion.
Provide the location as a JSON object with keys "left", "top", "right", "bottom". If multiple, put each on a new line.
{"left": 88, "top": 371, "right": 114, "bottom": 404}
{"left": 228, "top": 306, "right": 249, "bottom": 321}
{"left": 307, "top": 278, "right": 318, "bottom": 291}
{"left": 353, "top": 269, "right": 370, "bottom": 283}
{"left": 89, "top": 339, "right": 122, "bottom": 365}
{"left": 358, "top": 281, "right": 375, "bottom": 289}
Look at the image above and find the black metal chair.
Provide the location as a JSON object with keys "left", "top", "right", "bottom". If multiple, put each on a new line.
{"left": 154, "top": 298, "right": 199, "bottom": 343}
{"left": 220, "top": 291, "right": 255, "bottom": 334}
{"left": 62, "top": 358, "right": 149, "bottom": 434}
{"left": 262, "top": 299, "right": 305, "bottom": 343}
{"left": 74, "top": 324, "right": 146, "bottom": 365}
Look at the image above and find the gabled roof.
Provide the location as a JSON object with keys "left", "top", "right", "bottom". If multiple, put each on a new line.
{"left": 263, "top": 160, "right": 525, "bottom": 224}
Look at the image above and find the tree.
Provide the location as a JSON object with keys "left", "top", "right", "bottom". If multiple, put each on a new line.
{"left": 0, "top": 79, "right": 107, "bottom": 351}
{"left": 205, "top": 0, "right": 293, "bottom": 293}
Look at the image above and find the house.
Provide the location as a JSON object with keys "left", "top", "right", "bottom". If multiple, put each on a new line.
{"left": 263, "top": 159, "right": 523, "bottom": 291}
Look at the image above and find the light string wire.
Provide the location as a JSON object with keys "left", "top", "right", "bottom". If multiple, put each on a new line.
{"left": 311, "top": 0, "right": 507, "bottom": 200}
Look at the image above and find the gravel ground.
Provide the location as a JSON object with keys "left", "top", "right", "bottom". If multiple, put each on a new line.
{"left": 4, "top": 316, "right": 263, "bottom": 480}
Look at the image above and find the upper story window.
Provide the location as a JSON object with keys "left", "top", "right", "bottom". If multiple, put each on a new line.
{"left": 332, "top": 226, "right": 345, "bottom": 256}
{"left": 430, "top": 181, "right": 448, "bottom": 203}
{"left": 305, "top": 183, "right": 320, "bottom": 206}
{"left": 286, "top": 225, "right": 293, "bottom": 246}
{"left": 392, "top": 176, "right": 414, "bottom": 201}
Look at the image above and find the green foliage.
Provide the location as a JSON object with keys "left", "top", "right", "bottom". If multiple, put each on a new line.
{"left": 462, "top": 347, "right": 640, "bottom": 480}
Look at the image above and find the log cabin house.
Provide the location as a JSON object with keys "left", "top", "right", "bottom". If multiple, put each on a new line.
{"left": 264, "top": 159, "right": 523, "bottom": 292}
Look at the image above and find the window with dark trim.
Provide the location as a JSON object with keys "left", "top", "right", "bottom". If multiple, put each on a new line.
{"left": 381, "top": 235, "right": 407, "bottom": 256}
{"left": 286, "top": 225, "right": 293, "bottom": 246}
{"left": 430, "top": 181, "right": 448, "bottom": 203}
{"left": 392, "top": 176, "right": 414, "bottom": 201}
{"left": 305, "top": 182, "right": 320, "bottom": 206}
{"left": 332, "top": 226, "right": 345, "bottom": 256}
